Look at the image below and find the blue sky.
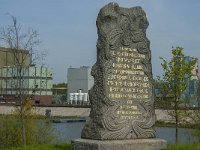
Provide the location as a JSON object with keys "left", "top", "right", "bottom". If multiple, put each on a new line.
{"left": 0, "top": 0, "right": 200, "bottom": 83}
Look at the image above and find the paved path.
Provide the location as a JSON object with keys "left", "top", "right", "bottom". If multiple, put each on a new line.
{"left": 0, "top": 106, "right": 171, "bottom": 121}
{"left": 0, "top": 105, "right": 90, "bottom": 117}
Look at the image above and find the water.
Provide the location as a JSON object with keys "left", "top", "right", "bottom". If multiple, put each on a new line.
{"left": 53, "top": 121, "right": 85, "bottom": 143}
{"left": 52, "top": 122, "right": 198, "bottom": 144}
{"left": 155, "top": 127, "right": 198, "bottom": 144}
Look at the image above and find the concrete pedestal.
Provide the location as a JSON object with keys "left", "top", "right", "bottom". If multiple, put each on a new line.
{"left": 71, "top": 138, "right": 167, "bottom": 150}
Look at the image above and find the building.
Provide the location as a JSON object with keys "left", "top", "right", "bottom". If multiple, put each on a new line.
{"left": 69, "top": 90, "right": 89, "bottom": 105}
{"left": 182, "top": 57, "right": 199, "bottom": 106}
{"left": 190, "top": 57, "right": 199, "bottom": 80}
{"left": 67, "top": 66, "right": 94, "bottom": 104}
{"left": 0, "top": 47, "right": 31, "bottom": 67}
{"left": 0, "top": 66, "right": 53, "bottom": 105}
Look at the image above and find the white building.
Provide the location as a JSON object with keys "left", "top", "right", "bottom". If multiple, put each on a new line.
{"left": 67, "top": 66, "right": 94, "bottom": 104}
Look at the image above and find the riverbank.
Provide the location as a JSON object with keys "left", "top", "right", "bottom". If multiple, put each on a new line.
{"left": 155, "top": 120, "right": 200, "bottom": 129}
{"left": 0, "top": 106, "right": 176, "bottom": 122}
{"left": 0, "top": 106, "right": 90, "bottom": 117}
{"left": 1, "top": 106, "right": 199, "bottom": 129}
{"left": 1, "top": 115, "right": 197, "bottom": 144}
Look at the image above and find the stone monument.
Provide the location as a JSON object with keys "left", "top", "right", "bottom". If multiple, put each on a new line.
{"left": 72, "top": 2, "right": 167, "bottom": 150}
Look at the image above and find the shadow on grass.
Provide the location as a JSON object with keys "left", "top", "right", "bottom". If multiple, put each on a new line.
{"left": 53, "top": 144, "right": 71, "bottom": 150}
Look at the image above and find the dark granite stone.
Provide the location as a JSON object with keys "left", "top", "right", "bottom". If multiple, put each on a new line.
{"left": 72, "top": 138, "right": 167, "bottom": 150}
{"left": 81, "top": 2, "right": 156, "bottom": 140}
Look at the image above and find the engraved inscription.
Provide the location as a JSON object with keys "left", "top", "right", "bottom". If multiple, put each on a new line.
{"left": 106, "top": 46, "right": 150, "bottom": 119}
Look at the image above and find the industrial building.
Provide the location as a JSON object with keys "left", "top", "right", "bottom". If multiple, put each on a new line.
{"left": 0, "top": 47, "right": 31, "bottom": 67}
{"left": 0, "top": 66, "right": 53, "bottom": 105}
{"left": 67, "top": 66, "right": 94, "bottom": 104}
{"left": 0, "top": 47, "right": 53, "bottom": 105}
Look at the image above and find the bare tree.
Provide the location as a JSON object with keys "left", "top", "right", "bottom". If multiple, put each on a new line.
{"left": 0, "top": 16, "right": 45, "bottom": 146}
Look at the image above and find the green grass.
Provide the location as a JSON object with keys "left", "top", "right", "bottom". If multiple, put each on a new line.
{"left": 0, "top": 144, "right": 71, "bottom": 150}
{"left": 1, "top": 143, "right": 200, "bottom": 150}
{"left": 168, "top": 143, "right": 200, "bottom": 150}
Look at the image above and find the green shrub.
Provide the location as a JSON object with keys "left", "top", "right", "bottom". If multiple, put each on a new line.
{"left": 0, "top": 116, "right": 22, "bottom": 148}
{"left": 35, "top": 119, "right": 58, "bottom": 144}
{"left": 0, "top": 115, "right": 56, "bottom": 148}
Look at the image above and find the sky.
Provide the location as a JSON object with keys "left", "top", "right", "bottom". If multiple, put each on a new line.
{"left": 0, "top": 0, "right": 200, "bottom": 83}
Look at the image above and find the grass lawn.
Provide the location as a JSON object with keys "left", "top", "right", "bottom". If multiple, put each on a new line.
{"left": 168, "top": 143, "right": 200, "bottom": 150}
{"left": 1, "top": 143, "right": 200, "bottom": 150}
{"left": 0, "top": 144, "right": 71, "bottom": 150}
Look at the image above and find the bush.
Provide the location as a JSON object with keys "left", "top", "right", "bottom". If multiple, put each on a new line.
{"left": 0, "top": 115, "right": 22, "bottom": 148}
{"left": 0, "top": 115, "right": 56, "bottom": 148}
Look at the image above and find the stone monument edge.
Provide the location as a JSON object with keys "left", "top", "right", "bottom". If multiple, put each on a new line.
{"left": 71, "top": 138, "right": 167, "bottom": 150}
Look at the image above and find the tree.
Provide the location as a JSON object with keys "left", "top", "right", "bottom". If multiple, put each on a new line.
{"left": 154, "top": 78, "right": 174, "bottom": 109}
{"left": 0, "top": 16, "right": 45, "bottom": 146}
{"left": 159, "top": 47, "right": 196, "bottom": 143}
{"left": 52, "top": 83, "right": 67, "bottom": 104}
{"left": 52, "top": 83, "right": 67, "bottom": 94}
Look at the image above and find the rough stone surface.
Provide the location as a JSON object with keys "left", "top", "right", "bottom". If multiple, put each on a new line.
{"left": 81, "top": 2, "right": 155, "bottom": 140}
{"left": 72, "top": 138, "right": 167, "bottom": 150}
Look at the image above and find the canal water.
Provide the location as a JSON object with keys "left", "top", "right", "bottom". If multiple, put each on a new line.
{"left": 52, "top": 122, "right": 199, "bottom": 144}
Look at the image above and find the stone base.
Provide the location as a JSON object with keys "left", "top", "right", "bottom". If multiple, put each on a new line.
{"left": 71, "top": 138, "right": 167, "bottom": 150}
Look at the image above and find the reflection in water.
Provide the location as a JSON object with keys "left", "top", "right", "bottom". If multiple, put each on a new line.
{"left": 53, "top": 122, "right": 85, "bottom": 143}
{"left": 52, "top": 122, "right": 198, "bottom": 144}
{"left": 155, "top": 127, "right": 198, "bottom": 144}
